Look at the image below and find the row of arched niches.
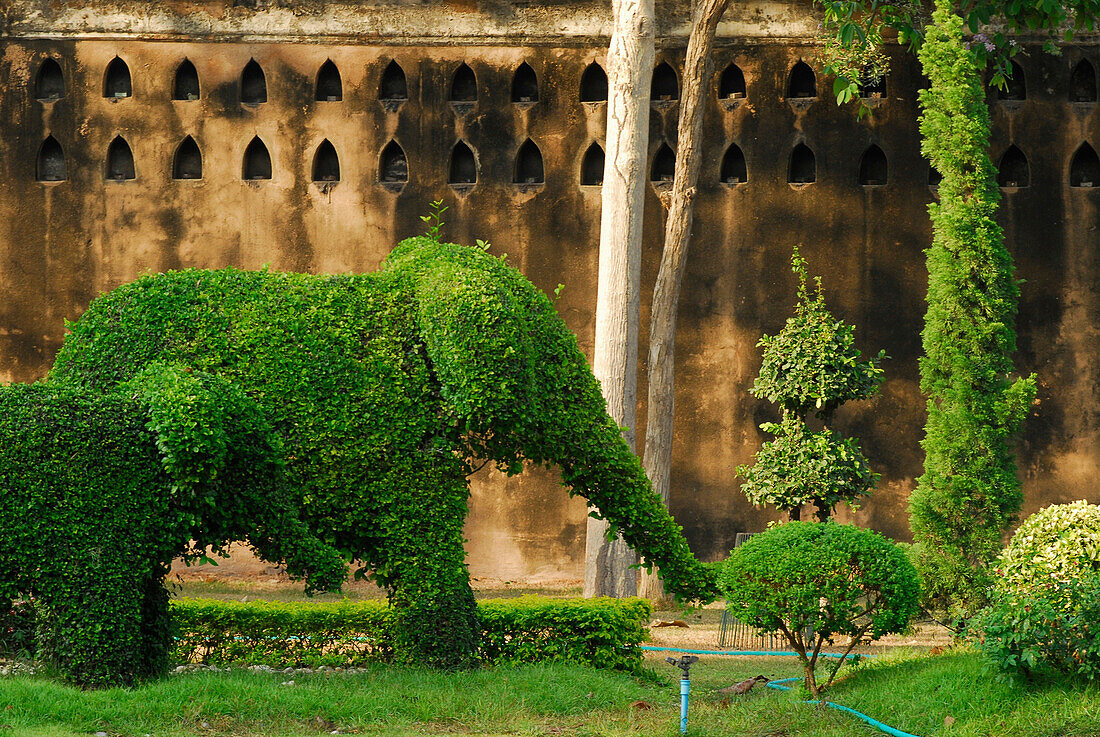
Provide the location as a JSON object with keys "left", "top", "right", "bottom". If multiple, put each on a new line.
{"left": 29, "top": 54, "right": 1100, "bottom": 106}
{"left": 27, "top": 53, "right": 1100, "bottom": 187}
{"left": 32, "top": 133, "right": 1100, "bottom": 189}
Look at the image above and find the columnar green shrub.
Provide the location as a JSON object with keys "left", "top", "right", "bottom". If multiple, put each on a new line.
{"left": 737, "top": 250, "right": 884, "bottom": 521}
{"left": 47, "top": 236, "right": 718, "bottom": 671}
{"left": 170, "top": 597, "right": 651, "bottom": 671}
{"left": 0, "top": 379, "right": 345, "bottom": 686}
{"left": 909, "top": 0, "right": 1037, "bottom": 621}
{"left": 720, "top": 521, "right": 920, "bottom": 696}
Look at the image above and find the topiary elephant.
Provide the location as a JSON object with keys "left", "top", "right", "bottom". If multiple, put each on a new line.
{"left": 0, "top": 367, "right": 346, "bottom": 687}
{"left": 45, "top": 236, "right": 720, "bottom": 670}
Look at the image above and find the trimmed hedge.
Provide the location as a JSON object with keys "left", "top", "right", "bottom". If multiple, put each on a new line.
{"left": 170, "top": 597, "right": 651, "bottom": 671}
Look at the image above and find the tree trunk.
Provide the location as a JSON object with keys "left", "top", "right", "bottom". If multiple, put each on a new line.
{"left": 584, "top": 0, "right": 655, "bottom": 598}
{"left": 638, "top": 0, "right": 729, "bottom": 601}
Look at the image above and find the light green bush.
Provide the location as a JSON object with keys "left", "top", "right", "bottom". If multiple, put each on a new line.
{"left": 998, "top": 501, "right": 1100, "bottom": 591}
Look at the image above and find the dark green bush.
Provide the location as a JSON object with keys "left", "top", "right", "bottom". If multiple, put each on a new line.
{"left": 0, "top": 378, "right": 344, "bottom": 687}
{"left": 720, "top": 521, "right": 920, "bottom": 695}
{"left": 972, "top": 577, "right": 1100, "bottom": 682}
{"left": 0, "top": 601, "right": 34, "bottom": 659}
{"left": 170, "top": 597, "right": 651, "bottom": 671}
{"left": 45, "top": 236, "right": 715, "bottom": 672}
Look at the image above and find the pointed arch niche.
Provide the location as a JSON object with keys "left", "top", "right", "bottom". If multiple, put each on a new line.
{"left": 36, "top": 136, "right": 66, "bottom": 182}
{"left": 652, "top": 62, "right": 678, "bottom": 101}
{"left": 316, "top": 60, "right": 342, "bottom": 101}
{"left": 449, "top": 141, "right": 477, "bottom": 185}
{"left": 173, "top": 136, "right": 202, "bottom": 180}
{"left": 106, "top": 136, "right": 135, "bottom": 180}
{"left": 312, "top": 140, "right": 340, "bottom": 182}
{"left": 859, "top": 144, "right": 888, "bottom": 186}
{"left": 379, "top": 140, "right": 409, "bottom": 184}
{"left": 1072, "top": 60, "right": 1097, "bottom": 103}
{"left": 789, "top": 143, "right": 816, "bottom": 183}
{"left": 651, "top": 142, "right": 675, "bottom": 182}
{"left": 450, "top": 63, "right": 477, "bottom": 103}
{"left": 512, "top": 62, "right": 539, "bottom": 103}
{"left": 788, "top": 61, "right": 816, "bottom": 99}
{"left": 241, "top": 59, "right": 267, "bottom": 104}
{"left": 1070, "top": 143, "right": 1099, "bottom": 187}
{"left": 720, "top": 143, "right": 747, "bottom": 184}
{"left": 379, "top": 60, "right": 408, "bottom": 102}
{"left": 243, "top": 137, "right": 272, "bottom": 180}
{"left": 173, "top": 59, "right": 200, "bottom": 100}
{"left": 580, "top": 63, "right": 608, "bottom": 102}
{"left": 997, "top": 145, "right": 1029, "bottom": 187}
{"left": 104, "top": 57, "right": 132, "bottom": 98}
{"left": 581, "top": 142, "right": 605, "bottom": 185}
{"left": 514, "top": 139, "right": 544, "bottom": 184}
{"left": 998, "top": 143, "right": 1029, "bottom": 185}
{"left": 719, "top": 63, "right": 746, "bottom": 100}
{"left": 35, "top": 58, "right": 65, "bottom": 101}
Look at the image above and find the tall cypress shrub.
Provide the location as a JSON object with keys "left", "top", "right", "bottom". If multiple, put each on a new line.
{"left": 909, "top": 0, "right": 1036, "bottom": 621}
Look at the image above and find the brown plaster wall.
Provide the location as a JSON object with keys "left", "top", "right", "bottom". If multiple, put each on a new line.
{"left": 1, "top": 3, "right": 1098, "bottom": 582}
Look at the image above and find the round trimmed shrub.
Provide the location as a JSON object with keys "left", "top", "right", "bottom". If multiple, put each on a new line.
{"left": 720, "top": 521, "right": 920, "bottom": 695}
{"left": 998, "top": 500, "right": 1100, "bottom": 591}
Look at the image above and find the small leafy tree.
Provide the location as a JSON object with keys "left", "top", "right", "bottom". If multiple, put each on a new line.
{"left": 738, "top": 249, "right": 885, "bottom": 521}
{"left": 908, "top": 0, "right": 1037, "bottom": 623}
{"left": 721, "top": 521, "right": 920, "bottom": 696}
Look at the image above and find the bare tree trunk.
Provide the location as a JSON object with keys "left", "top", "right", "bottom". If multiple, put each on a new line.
{"left": 639, "top": 0, "right": 729, "bottom": 601}
{"left": 584, "top": 0, "right": 655, "bottom": 599}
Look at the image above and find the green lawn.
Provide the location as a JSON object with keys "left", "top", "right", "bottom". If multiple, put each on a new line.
{"left": 1, "top": 649, "right": 1098, "bottom": 736}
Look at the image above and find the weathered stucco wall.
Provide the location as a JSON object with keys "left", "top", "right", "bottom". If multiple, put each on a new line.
{"left": 1, "top": 0, "right": 1098, "bottom": 583}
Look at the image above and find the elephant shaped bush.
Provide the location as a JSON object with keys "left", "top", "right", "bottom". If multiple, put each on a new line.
{"left": 2, "top": 236, "right": 717, "bottom": 685}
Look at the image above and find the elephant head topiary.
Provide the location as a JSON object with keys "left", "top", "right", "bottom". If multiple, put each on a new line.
{"left": 0, "top": 367, "right": 346, "bottom": 687}
{"left": 36, "top": 236, "right": 718, "bottom": 674}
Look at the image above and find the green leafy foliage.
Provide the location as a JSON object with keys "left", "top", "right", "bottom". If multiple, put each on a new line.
{"left": 720, "top": 521, "right": 920, "bottom": 695}
{"left": 170, "top": 597, "right": 651, "bottom": 672}
{"left": 971, "top": 503, "right": 1100, "bottom": 681}
{"left": 972, "top": 577, "right": 1100, "bottom": 682}
{"left": 44, "top": 236, "right": 716, "bottom": 673}
{"left": 997, "top": 501, "right": 1100, "bottom": 591}
{"left": 749, "top": 250, "right": 885, "bottom": 421}
{"left": 817, "top": 0, "right": 1099, "bottom": 117}
{"left": 738, "top": 250, "right": 883, "bottom": 520}
{"left": 737, "top": 415, "right": 878, "bottom": 515}
{"left": 908, "top": 0, "right": 1037, "bottom": 623}
{"left": 0, "top": 381, "right": 343, "bottom": 687}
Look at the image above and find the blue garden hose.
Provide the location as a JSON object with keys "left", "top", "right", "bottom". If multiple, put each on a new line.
{"left": 767, "top": 678, "right": 922, "bottom": 737}
{"left": 642, "top": 646, "right": 921, "bottom": 737}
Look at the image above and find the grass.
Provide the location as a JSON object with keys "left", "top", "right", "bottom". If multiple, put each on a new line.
{"left": 3, "top": 649, "right": 1100, "bottom": 736}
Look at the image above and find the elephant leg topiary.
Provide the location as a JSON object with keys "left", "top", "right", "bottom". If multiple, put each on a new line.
{"left": 48, "top": 236, "right": 721, "bottom": 667}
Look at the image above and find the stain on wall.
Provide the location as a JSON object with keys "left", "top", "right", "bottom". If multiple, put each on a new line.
{"left": 1, "top": 0, "right": 1098, "bottom": 583}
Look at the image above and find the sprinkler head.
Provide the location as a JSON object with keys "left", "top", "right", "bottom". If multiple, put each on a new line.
{"left": 665, "top": 655, "right": 699, "bottom": 678}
